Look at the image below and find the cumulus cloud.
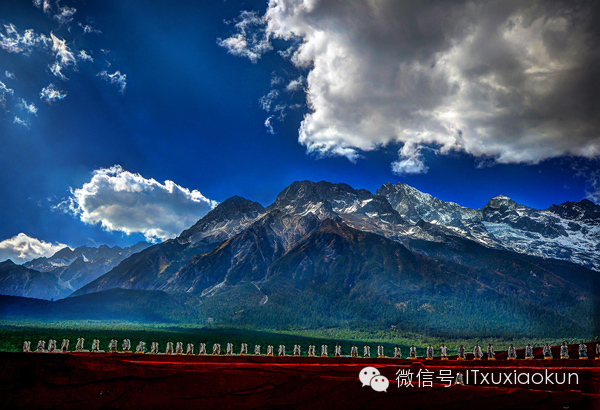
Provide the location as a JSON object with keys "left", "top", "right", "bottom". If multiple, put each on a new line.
{"left": 221, "top": 0, "right": 600, "bottom": 174}
{"left": 391, "top": 143, "right": 429, "bottom": 175}
{"left": 61, "top": 165, "right": 218, "bottom": 242}
{"left": 98, "top": 70, "right": 127, "bottom": 93}
{"left": 5, "top": 71, "right": 15, "bottom": 80}
{"left": 40, "top": 83, "right": 67, "bottom": 103}
{"left": 0, "top": 233, "right": 67, "bottom": 264}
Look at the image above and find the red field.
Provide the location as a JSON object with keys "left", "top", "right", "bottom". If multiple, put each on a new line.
{"left": 2, "top": 348, "right": 599, "bottom": 409}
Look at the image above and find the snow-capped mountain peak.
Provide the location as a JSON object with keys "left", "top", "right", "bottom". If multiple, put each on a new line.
{"left": 376, "top": 182, "right": 599, "bottom": 271}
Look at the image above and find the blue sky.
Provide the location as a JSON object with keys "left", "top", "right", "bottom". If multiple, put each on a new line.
{"left": 0, "top": 0, "right": 598, "bottom": 262}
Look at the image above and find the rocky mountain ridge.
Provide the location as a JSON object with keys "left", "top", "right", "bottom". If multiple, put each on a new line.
{"left": 0, "top": 242, "right": 150, "bottom": 299}
{"left": 377, "top": 183, "right": 600, "bottom": 271}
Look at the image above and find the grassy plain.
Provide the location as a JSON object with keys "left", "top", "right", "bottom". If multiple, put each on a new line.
{"left": 0, "top": 319, "right": 573, "bottom": 355}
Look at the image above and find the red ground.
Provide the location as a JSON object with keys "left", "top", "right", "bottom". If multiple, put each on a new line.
{"left": 1, "top": 349, "right": 599, "bottom": 409}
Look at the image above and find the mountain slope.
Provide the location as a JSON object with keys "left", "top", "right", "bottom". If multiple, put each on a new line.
{"left": 0, "top": 242, "right": 151, "bottom": 300}
{"left": 37, "top": 218, "right": 599, "bottom": 338}
{"left": 72, "top": 196, "right": 268, "bottom": 296}
{"left": 0, "top": 261, "right": 65, "bottom": 300}
{"left": 0, "top": 289, "right": 201, "bottom": 323}
{"left": 238, "top": 219, "right": 596, "bottom": 336}
{"left": 5, "top": 242, "right": 153, "bottom": 298}
{"left": 178, "top": 195, "right": 266, "bottom": 244}
{"left": 482, "top": 196, "right": 600, "bottom": 270}
{"left": 164, "top": 209, "right": 332, "bottom": 295}
{"left": 377, "top": 183, "right": 600, "bottom": 270}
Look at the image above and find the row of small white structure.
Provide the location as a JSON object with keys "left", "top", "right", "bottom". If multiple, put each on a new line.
{"left": 22, "top": 338, "right": 598, "bottom": 359}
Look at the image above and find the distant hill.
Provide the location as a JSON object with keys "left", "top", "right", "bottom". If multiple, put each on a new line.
{"left": 0, "top": 242, "right": 150, "bottom": 300}
{"left": 0, "top": 262, "right": 64, "bottom": 300}
{"left": 0, "top": 289, "right": 198, "bottom": 323}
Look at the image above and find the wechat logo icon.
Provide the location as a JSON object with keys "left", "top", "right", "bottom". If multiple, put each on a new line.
{"left": 359, "top": 367, "right": 389, "bottom": 392}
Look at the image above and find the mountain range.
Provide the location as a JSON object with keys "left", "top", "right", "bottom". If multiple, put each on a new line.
{"left": 0, "top": 242, "right": 150, "bottom": 300}
{"left": 1, "top": 181, "right": 599, "bottom": 339}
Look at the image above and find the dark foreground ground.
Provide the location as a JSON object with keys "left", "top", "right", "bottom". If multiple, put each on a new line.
{"left": 1, "top": 346, "right": 599, "bottom": 410}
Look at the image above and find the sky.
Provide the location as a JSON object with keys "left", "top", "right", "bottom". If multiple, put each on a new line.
{"left": 0, "top": 0, "right": 599, "bottom": 263}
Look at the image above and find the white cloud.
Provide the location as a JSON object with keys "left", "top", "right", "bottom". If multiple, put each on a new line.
{"left": 222, "top": 0, "right": 600, "bottom": 174}
{"left": 259, "top": 89, "right": 279, "bottom": 112}
{"left": 217, "top": 10, "right": 272, "bottom": 63}
{"left": 391, "top": 143, "right": 429, "bottom": 175}
{"left": 584, "top": 169, "right": 600, "bottom": 204}
{"left": 40, "top": 83, "right": 67, "bottom": 102}
{"left": 62, "top": 165, "right": 218, "bottom": 242}
{"left": 78, "top": 50, "right": 93, "bottom": 62}
{"left": 0, "top": 80, "right": 14, "bottom": 107}
{"left": 33, "top": 0, "right": 52, "bottom": 15}
{"left": 78, "top": 23, "right": 102, "bottom": 35}
{"left": 19, "top": 98, "right": 38, "bottom": 116}
{"left": 98, "top": 70, "right": 127, "bottom": 93}
{"left": 49, "top": 32, "right": 76, "bottom": 79}
{"left": 0, "top": 233, "right": 67, "bottom": 264}
{"left": 587, "top": 188, "right": 600, "bottom": 204}
{"left": 270, "top": 75, "right": 284, "bottom": 86}
{"left": 0, "top": 23, "right": 47, "bottom": 54}
{"left": 49, "top": 60, "right": 66, "bottom": 79}
{"left": 0, "top": 81, "right": 13, "bottom": 94}
{"left": 0, "top": 11, "right": 125, "bottom": 123}
{"left": 264, "top": 115, "right": 275, "bottom": 134}
{"left": 54, "top": 6, "right": 77, "bottom": 25}
{"left": 286, "top": 76, "right": 304, "bottom": 92}
{"left": 259, "top": 88, "right": 289, "bottom": 132}
{"left": 13, "top": 116, "right": 29, "bottom": 127}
